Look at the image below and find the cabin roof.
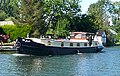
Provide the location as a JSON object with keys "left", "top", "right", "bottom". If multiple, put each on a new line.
{"left": 54, "top": 39, "right": 88, "bottom": 43}
{"left": 70, "top": 32, "right": 86, "bottom": 34}
{"left": 70, "top": 32, "right": 94, "bottom": 35}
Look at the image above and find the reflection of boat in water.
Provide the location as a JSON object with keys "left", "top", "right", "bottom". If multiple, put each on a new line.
{"left": 14, "top": 56, "right": 42, "bottom": 75}
{"left": 15, "top": 32, "right": 104, "bottom": 56}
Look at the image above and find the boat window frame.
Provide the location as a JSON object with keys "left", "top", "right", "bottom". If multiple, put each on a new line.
{"left": 70, "top": 43, "right": 73, "bottom": 46}
{"left": 84, "top": 43, "right": 87, "bottom": 46}
{"left": 61, "top": 42, "right": 64, "bottom": 47}
{"left": 77, "top": 43, "right": 80, "bottom": 46}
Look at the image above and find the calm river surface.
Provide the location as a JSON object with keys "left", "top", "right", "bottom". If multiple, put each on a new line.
{"left": 0, "top": 46, "right": 120, "bottom": 76}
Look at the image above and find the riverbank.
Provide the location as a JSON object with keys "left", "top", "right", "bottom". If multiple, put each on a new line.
{"left": 0, "top": 45, "right": 17, "bottom": 51}
{"left": 104, "top": 43, "right": 120, "bottom": 47}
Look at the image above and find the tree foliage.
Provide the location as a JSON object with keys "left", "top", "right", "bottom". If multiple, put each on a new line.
{"left": 111, "top": 1, "right": 120, "bottom": 33}
{"left": 0, "top": 0, "right": 18, "bottom": 17}
{"left": 87, "top": 0, "right": 112, "bottom": 31}
{"left": 79, "top": 14, "right": 97, "bottom": 32}
{"left": 12, "top": 0, "right": 46, "bottom": 37}
{"left": 0, "top": 10, "right": 7, "bottom": 21}
{"left": 44, "top": 0, "right": 81, "bottom": 37}
{"left": 1, "top": 0, "right": 119, "bottom": 39}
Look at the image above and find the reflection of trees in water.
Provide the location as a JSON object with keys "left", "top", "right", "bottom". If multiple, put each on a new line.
{"left": 14, "top": 56, "right": 42, "bottom": 75}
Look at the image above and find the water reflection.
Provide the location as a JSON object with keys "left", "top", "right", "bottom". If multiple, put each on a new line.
{"left": 13, "top": 55, "right": 88, "bottom": 76}
{"left": 1, "top": 47, "right": 120, "bottom": 76}
{"left": 13, "top": 56, "right": 42, "bottom": 76}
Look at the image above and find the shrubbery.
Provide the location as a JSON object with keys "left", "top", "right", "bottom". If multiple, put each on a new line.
{"left": 0, "top": 10, "right": 7, "bottom": 21}
{"left": 1, "top": 25, "right": 32, "bottom": 41}
{"left": 116, "top": 33, "right": 120, "bottom": 43}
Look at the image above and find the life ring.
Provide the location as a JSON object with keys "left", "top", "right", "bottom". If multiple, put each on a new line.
{"left": 16, "top": 41, "right": 21, "bottom": 48}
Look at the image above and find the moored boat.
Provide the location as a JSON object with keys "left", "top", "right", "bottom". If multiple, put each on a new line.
{"left": 15, "top": 32, "right": 104, "bottom": 56}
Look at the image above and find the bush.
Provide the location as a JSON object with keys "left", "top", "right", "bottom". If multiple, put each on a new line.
{"left": 5, "top": 17, "right": 13, "bottom": 21}
{"left": 116, "top": 33, "right": 120, "bottom": 42}
{"left": 1, "top": 25, "right": 32, "bottom": 41}
{"left": 0, "top": 10, "right": 7, "bottom": 21}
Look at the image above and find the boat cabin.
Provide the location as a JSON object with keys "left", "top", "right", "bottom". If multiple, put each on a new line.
{"left": 49, "top": 32, "right": 98, "bottom": 47}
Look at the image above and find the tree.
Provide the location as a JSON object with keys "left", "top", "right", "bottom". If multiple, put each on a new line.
{"left": 44, "top": 0, "right": 81, "bottom": 37}
{"left": 111, "top": 1, "right": 120, "bottom": 32}
{"left": 13, "top": 0, "right": 45, "bottom": 37}
{"left": 79, "top": 14, "right": 98, "bottom": 32}
{"left": 87, "top": 0, "right": 112, "bottom": 30}
{"left": 54, "top": 18, "right": 70, "bottom": 38}
{"left": 0, "top": 0, "right": 18, "bottom": 17}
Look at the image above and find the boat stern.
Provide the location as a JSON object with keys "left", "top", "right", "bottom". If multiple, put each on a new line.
{"left": 97, "top": 45, "right": 104, "bottom": 52}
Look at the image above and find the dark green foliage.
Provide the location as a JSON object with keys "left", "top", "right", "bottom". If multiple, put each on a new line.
{"left": 0, "top": 0, "right": 18, "bottom": 17}
{"left": 0, "top": 10, "right": 7, "bottom": 21}
{"left": 53, "top": 18, "right": 70, "bottom": 38}
{"left": 44, "top": 0, "right": 81, "bottom": 37}
{"left": 112, "top": 20, "right": 120, "bottom": 32}
{"left": 1, "top": 0, "right": 119, "bottom": 41}
{"left": 0, "top": 27, "right": 6, "bottom": 34}
{"left": 13, "top": 0, "right": 45, "bottom": 37}
{"left": 1, "top": 25, "right": 32, "bottom": 41}
{"left": 116, "top": 33, "right": 120, "bottom": 42}
{"left": 70, "top": 14, "right": 97, "bottom": 32}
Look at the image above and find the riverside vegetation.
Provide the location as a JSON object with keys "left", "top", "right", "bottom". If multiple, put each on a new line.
{"left": 0, "top": 0, "right": 120, "bottom": 45}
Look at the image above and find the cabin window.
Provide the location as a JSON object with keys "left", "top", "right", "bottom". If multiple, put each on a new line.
{"left": 93, "top": 42, "right": 97, "bottom": 46}
{"left": 95, "top": 42, "right": 97, "bottom": 45}
{"left": 84, "top": 43, "right": 87, "bottom": 46}
{"left": 77, "top": 43, "right": 80, "bottom": 46}
{"left": 70, "top": 43, "right": 73, "bottom": 46}
{"left": 61, "top": 42, "right": 64, "bottom": 46}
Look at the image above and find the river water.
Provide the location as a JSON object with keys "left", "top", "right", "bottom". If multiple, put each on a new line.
{"left": 0, "top": 46, "right": 120, "bottom": 76}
